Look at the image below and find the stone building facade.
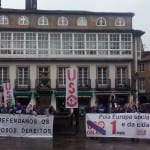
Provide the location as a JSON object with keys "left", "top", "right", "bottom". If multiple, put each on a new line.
{"left": 0, "top": 0, "right": 144, "bottom": 114}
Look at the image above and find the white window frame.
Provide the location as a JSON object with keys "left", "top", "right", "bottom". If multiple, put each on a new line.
{"left": 96, "top": 17, "right": 107, "bottom": 26}
{"left": 18, "top": 16, "right": 29, "bottom": 25}
{"left": 78, "top": 67, "right": 88, "bottom": 86}
{"left": 139, "top": 79, "right": 145, "bottom": 91}
{"left": 58, "top": 67, "right": 66, "bottom": 87}
{"left": 18, "top": 67, "right": 28, "bottom": 86}
{"left": 38, "top": 16, "right": 48, "bottom": 25}
{"left": 58, "top": 16, "right": 68, "bottom": 26}
{"left": 139, "top": 63, "right": 144, "bottom": 72}
{"left": 115, "top": 17, "right": 125, "bottom": 26}
{"left": 77, "top": 17, "right": 87, "bottom": 26}
{"left": 116, "top": 67, "right": 128, "bottom": 85}
{"left": 97, "top": 67, "right": 108, "bottom": 84}
{"left": 0, "top": 67, "right": 9, "bottom": 87}
{"left": 0, "top": 15, "right": 9, "bottom": 25}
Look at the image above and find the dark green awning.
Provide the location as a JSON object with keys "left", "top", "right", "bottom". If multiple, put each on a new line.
{"left": 54, "top": 91, "right": 93, "bottom": 97}
{"left": 34, "top": 91, "right": 52, "bottom": 97}
{"left": 14, "top": 91, "right": 32, "bottom": 98}
{"left": 14, "top": 91, "right": 52, "bottom": 98}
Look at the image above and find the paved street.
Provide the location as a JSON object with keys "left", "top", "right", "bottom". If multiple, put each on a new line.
{"left": 0, "top": 136, "right": 150, "bottom": 150}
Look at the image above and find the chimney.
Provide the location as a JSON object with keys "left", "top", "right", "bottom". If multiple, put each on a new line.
{"left": 26, "top": 0, "right": 37, "bottom": 11}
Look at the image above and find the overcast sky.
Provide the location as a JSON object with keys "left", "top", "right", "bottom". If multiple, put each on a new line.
{"left": 1, "top": 0, "right": 150, "bottom": 50}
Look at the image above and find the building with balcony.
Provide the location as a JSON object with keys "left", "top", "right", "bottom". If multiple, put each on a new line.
{"left": 138, "top": 51, "right": 150, "bottom": 104}
{"left": 0, "top": 0, "right": 144, "bottom": 113}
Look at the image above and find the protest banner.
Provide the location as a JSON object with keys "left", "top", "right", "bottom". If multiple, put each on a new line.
{"left": 0, "top": 114, "right": 54, "bottom": 138}
{"left": 66, "top": 66, "right": 78, "bottom": 108}
{"left": 3, "top": 82, "right": 15, "bottom": 107}
{"left": 86, "top": 113, "right": 150, "bottom": 139}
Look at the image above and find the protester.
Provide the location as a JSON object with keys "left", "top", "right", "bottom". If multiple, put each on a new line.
{"left": 0, "top": 101, "right": 5, "bottom": 113}
{"left": 30, "top": 105, "right": 40, "bottom": 116}
{"left": 26, "top": 103, "right": 33, "bottom": 114}
{"left": 48, "top": 105, "right": 56, "bottom": 115}
{"left": 96, "top": 103, "right": 106, "bottom": 113}
{"left": 11, "top": 101, "right": 25, "bottom": 114}
{"left": 124, "top": 103, "right": 132, "bottom": 113}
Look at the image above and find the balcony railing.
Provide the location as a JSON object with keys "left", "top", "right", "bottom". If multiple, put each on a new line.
{"left": 78, "top": 79, "right": 91, "bottom": 90}
{"left": 56, "top": 79, "right": 66, "bottom": 90}
{"left": 0, "top": 49, "right": 132, "bottom": 59}
{"left": 56, "top": 79, "right": 91, "bottom": 91}
{"left": 96, "top": 79, "right": 111, "bottom": 91}
{"left": 15, "top": 79, "right": 31, "bottom": 91}
{"left": 36, "top": 78, "right": 51, "bottom": 92}
{"left": 115, "top": 78, "right": 130, "bottom": 91}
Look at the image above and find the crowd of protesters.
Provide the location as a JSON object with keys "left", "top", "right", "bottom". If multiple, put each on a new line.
{"left": 88, "top": 102, "right": 148, "bottom": 114}
{"left": 0, "top": 99, "right": 149, "bottom": 116}
{"left": 0, "top": 100, "right": 58, "bottom": 116}
{"left": 0, "top": 101, "right": 42, "bottom": 115}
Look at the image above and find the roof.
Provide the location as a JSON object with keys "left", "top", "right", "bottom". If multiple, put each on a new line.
{"left": 0, "top": 8, "right": 135, "bottom": 16}
{"left": 141, "top": 51, "right": 150, "bottom": 62}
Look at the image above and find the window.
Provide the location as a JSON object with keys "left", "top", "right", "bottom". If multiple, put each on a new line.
{"left": 96, "top": 17, "right": 106, "bottom": 26}
{"left": 25, "top": 33, "right": 36, "bottom": 54}
{"left": 0, "top": 32, "right": 11, "bottom": 54}
{"left": 13, "top": 33, "right": 24, "bottom": 54}
{"left": 58, "top": 16, "right": 68, "bottom": 26}
{"left": 62, "top": 33, "right": 73, "bottom": 50}
{"left": 38, "top": 67, "right": 49, "bottom": 87}
{"left": 97, "top": 67, "right": 108, "bottom": 84}
{"left": 121, "top": 34, "right": 132, "bottom": 50}
{"left": 17, "top": 67, "right": 29, "bottom": 87}
{"left": 139, "top": 79, "right": 145, "bottom": 91}
{"left": 0, "top": 15, "right": 9, "bottom": 25}
{"left": 38, "top": 33, "right": 48, "bottom": 55}
{"left": 77, "top": 17, "right": 87, "bottom": 26}
{"left": 86, "top": 34, "right": 96, "bottom": 49}
{"left": 0, "top": 67, "right": 9, "bottom": 88}
{"left": 115, "top": 17, "right": 125, "bottom": 26}
{"left": 110, "top": 34, "right": 120, "bottom": 49}
{"left": 74, "top": 34, "right": 85, "bottom": 54}
{"left": 116, "top": 67, "right": 128, "bottom": 85}
{"left": 18, "top": 16, "right": 29, "bottom": 25}
{"left": 38, "top": 16, "right": 48, "bottom": 25}
{"left": 50, "top": 33, "right": 61, "bottom": 54}
{"left": 98, "top": 34, "right": 108, "bottom": 49}
{"left": 78, "top": 67, "right": 88, "bottom": 87}
{"left": 58, "top": 67, "right": 67, "bottom": 87}
{"left": 139, "top": 63, "right": 144, "bottom": 72}
{"left": 38, "top": 67, "right": 49, "bottom": 79}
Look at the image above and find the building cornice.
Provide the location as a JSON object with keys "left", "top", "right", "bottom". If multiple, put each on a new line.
{"left": 0, "top": 8, "right": 134, "bottom": 17}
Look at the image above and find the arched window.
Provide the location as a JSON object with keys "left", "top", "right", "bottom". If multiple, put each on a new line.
{"left": 18, "top": 16, "right": 29, "bottom": 25}
{"left": 0, "top": 15, "right": 9, "bottom": 25}
{"left": 58, "top": 16, "right": 68, "bottom": 26}
{"left": 96, "top": 17, "right": 107, "bottom": 26}
{"left": 115, "top": 17, "right": 125, "bottom": 26}
{"left": 38, "top": 16, "right": 48, "bottom": 25}
{"left": 77, "top": 17, "right": 87, "bottom": 26}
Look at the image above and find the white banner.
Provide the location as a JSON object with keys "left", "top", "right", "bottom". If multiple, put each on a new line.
{"left": 0, "top": 114, "right": 54, "bottom": 138}
{"left": 66, "top": 66, "right": 78, "bottom": 108}
{"left": 86, "top": 113, "right": 150, "bottom": 139}
{"left": 3, "top": 82, "right": 15, "bottom": 107}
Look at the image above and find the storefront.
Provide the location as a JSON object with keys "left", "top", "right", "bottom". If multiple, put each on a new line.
{"left": 95, "top": 92, "right": 131, "bottom": 112}
{"left": 54, "top": 91, "right": 93, "bottom": 115}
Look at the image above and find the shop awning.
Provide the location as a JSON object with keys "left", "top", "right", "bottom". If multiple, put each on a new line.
{"left": 54, "top": 91, "right": 93, "bottom": 97}
{"left": 34, "top": 91, "right": 53, "bottom": 97}
{"left": 14, "top": 91, "right": 53, "bottom": 98}
{"left": 14, "top": 91, "right": 32, "bottom": 98}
